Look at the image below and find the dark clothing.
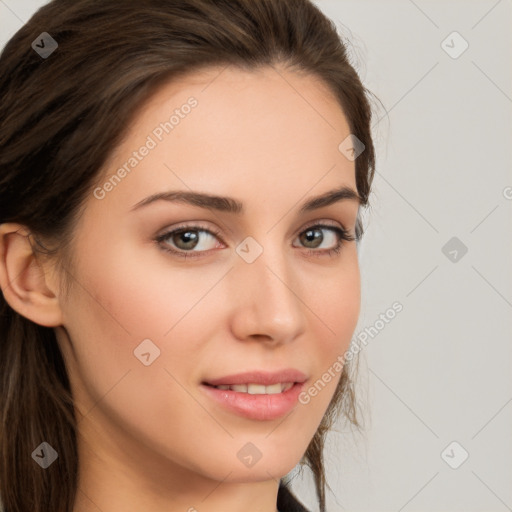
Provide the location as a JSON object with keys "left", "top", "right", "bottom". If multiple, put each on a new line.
{"left": 0, "top": 483, "right": 311, "bottom": 512}
{"left": 277, "top": 482, "right": 311, "bottom": 512}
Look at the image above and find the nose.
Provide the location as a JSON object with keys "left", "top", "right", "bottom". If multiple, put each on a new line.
{"left": 228, "top": 242, "right": 307, "bottom": 345}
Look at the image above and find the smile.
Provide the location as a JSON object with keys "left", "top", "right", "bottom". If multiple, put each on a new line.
{"left": 205, "top": 382, "right": 295, "bottom": 394}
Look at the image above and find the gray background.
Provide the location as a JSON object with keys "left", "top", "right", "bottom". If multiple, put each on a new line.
{"left": 1, "top": 1, "right": 511, "bottom": 511}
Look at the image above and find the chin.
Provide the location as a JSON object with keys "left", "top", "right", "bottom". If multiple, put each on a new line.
{"left": 190, "top": 448, "right": 305, "bottom": 484}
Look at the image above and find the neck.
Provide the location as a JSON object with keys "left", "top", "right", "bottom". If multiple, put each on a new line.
{"left": 73, "top": 422, "right": 282, "bottom": 512}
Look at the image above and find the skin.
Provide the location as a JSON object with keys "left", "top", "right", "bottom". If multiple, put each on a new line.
{"left": 0, "top": 64, "right": 361, "bottom": 512}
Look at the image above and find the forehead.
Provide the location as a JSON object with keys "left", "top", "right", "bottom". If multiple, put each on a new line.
{"left": 94, "top": 65, "right": 356, "bottom": 209}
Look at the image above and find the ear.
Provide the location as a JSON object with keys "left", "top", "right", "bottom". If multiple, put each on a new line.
{"left": 0, "top": 223, "right": 63, "bottom": 327}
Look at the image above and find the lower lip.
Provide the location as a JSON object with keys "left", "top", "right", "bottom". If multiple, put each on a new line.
{"left": 200, "top": 382, "right": 305, "bottom": 421}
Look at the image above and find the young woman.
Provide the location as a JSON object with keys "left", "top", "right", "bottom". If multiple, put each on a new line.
{"left": 0, "top": 1, "right": 376, "bottom": 511}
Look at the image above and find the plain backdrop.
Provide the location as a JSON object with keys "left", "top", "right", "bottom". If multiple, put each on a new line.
{"left": 1, "top": 1, "right": 511, "bottom": 511}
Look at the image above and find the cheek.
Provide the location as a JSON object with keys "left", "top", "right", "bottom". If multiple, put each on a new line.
{"left": 307, "top": 252, "right": 361, "bottom": 349}
{"left": 58, "top": 247, "right": 213, "bottom": 458}
{"left": 298, "top": 254, "right": 360, "bottom": 409}
{"left": 59, "top": 238, "right": 229, "bottom": 403}
{"left": 57, "top": 242, "right": 196, "bottom": 404}
{"left": 72, "top": 240, "right": 217, "bottom": 339}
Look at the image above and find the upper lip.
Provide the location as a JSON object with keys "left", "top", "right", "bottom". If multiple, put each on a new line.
{"left": 203, "top": 369, "right": 308, "bottom": 386}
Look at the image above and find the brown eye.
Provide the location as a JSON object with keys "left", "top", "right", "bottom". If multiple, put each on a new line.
{"left": 171, "top": 229, "right": 201, "bottom": 250}
{"left": 294, "top": 225, "right": 342, "bottom": 251}
{"left": 299, "top": 228, "right": 324, "bottom": 249}
{"left": 156, "top": 224, "right": 224, "bottom": 257}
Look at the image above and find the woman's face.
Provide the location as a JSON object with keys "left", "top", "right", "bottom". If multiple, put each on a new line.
{"left": 54, "top": 65, "right": 361, "bottom": 495}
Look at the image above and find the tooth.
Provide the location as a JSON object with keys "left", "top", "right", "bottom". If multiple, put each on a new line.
{"left": 247, "top": 384, "right": 266, "bottom": 394}
{"left": 265, "top": 383, "right": 282, "bottom": 394}
{"left": 221, "top": 383, "right": 294, "bottom": 394}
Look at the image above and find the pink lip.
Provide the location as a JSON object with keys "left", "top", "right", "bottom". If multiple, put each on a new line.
{"left": 200, "top": 381, "right": 306, "bottom": 421}
{"left": 203, "top": 369, "right": 307, "bottom": 386}
{"left": 200, "top": 369, "right": 308, "bottom": 421}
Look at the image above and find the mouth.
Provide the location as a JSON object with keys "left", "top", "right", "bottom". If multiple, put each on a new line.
{"left": 200, "top": 377, "right": 306, "bottom": 421}
{"left": 200, "top": 369, "right": 308, "bottom": 420}
{"left": 202, "top": 382, "right": 295, "bottom": 394}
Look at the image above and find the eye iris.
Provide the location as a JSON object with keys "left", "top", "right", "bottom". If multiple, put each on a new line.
{"left": 301, "top": 228, "right": 323, "bottom": 248}
{"left": 174, "top": 230, "right": 199, "bottom": 249}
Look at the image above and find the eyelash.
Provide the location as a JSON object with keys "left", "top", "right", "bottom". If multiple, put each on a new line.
{"left": 154, "top": 222, "right": 356, "bottom": 260}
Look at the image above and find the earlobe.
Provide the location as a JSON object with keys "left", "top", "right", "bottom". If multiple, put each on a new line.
{"left": 0, "top": 223, "right": 63, "bottom": 327}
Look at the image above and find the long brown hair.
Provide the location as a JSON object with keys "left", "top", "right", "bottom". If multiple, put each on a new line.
{"left": 0, "top": 1, "right": 376, "bottom": 510}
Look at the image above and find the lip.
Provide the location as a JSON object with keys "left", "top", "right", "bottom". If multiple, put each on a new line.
{"left": 200, "top": 381, "right": 306, "bottom": 421}
{"left": 200, "top": 369, "right": 308, "bottom": 421}
{"left": 203, "top": 369, "right": 308, "bottom": 387}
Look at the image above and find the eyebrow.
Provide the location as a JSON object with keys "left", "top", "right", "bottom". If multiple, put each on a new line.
{"left": 130, "top": 185, "right": 361, "bottom": 214}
